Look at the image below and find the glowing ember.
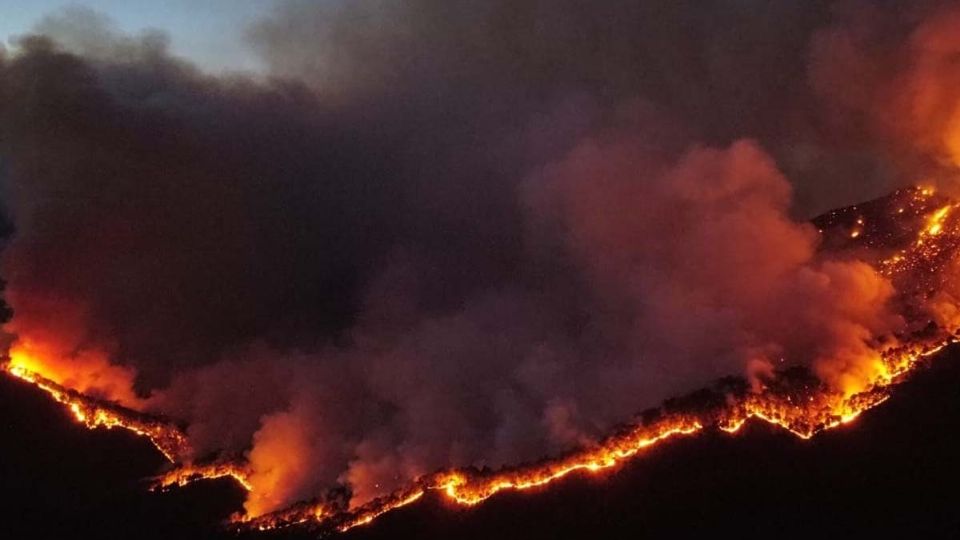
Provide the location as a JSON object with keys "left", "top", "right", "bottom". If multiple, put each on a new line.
{"left": 152, "top": 461, "right": 253, "bottom": 492}
{"left": 927, "top": 206, "right": 952, "bottom": 236}
{"left": 1, "top": 362, "right": 189, "bottom": 462}
{"left": 4, "top": 185, "right": 960, "bottom": 533}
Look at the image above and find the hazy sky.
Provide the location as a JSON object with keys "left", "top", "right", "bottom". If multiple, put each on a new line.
{"left": 0, "top": 0, "right": 272, "bottom": 71}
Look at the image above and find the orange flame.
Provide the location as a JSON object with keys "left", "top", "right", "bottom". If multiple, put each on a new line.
{"left": 3, "top": 185, "right": 960, "bottom": 534}
{"left": 237, "top": 327, "right": 952, "bottom": 532}
{"left": 152, "top": 461, "right": 253, "bottom": 492}
{"left": 1, "top": 361, "right": 189, "bottom": 462}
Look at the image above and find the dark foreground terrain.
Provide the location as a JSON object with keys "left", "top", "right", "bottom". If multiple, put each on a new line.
{"left": 3, "top": 348, "right": 960, "bottom": 539}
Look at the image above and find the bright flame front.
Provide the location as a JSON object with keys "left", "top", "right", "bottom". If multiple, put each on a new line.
{"left": 3, "top": 185, "right": 960, "bottom": 533}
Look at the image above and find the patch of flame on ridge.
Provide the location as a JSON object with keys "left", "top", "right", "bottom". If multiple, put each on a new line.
{"left": 152, "top": 461, "right": 253, "bottom": 492}
{"left": 1, "top": 358, "right": 262, "bottom": 494}
{"left": 432, "top": 421, "right": 704, "bottom": 507}
{"left": 1, "top": 361, "right": 189, "bottom": 462}
{"left": 340, "top": 490, "right": 426, "bottom": 531}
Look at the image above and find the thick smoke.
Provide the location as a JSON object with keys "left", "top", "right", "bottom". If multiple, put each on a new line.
{"left": 809, "top": 0, "right": 960, "bottom": 185}
{"left": 0, "top": 1, "right": 939, "bottom": 515}
{"left": 807, "top": 0, "right": 960, "bottom": 337}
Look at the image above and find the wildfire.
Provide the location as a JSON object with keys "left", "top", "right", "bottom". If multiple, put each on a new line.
{"left": 152, "top": 461, "right": 253, "bottom": 492}
{"left": 240, "top": 325, "right": 954, "bottom": 532}
{"left": 1, "top": 360, "right": 190, "bottom": 462}
{"left": 3, "top": 185, "right": 960, "bottom": 534}
{"left": 431, "top": 422, "right": 704, "bottom": 506}
{"left": 926, "top": 205, "right": 952, "bottom": 236}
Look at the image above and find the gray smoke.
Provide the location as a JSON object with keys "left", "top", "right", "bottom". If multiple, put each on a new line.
{"left": 0, "top": 0, "right": 937, "bottom": 515}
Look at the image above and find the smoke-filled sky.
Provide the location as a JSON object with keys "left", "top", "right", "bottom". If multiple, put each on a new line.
{"left": 3, "top": 0, "right": 960, "bottom": 518}
{"left": 0, "top": 1, "right": 268, "bottom": 71}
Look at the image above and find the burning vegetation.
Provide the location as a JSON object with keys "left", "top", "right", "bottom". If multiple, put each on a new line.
{"left": 3, "top": 185, "right": 960, "bottom": 533}
{"left": 8, "top": 1, "right": 960, "bottom": 536}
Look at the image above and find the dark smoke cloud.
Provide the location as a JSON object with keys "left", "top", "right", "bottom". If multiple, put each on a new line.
{"left": 249, "top": 0, "right": 907, "bottom": 216}
{"left": 0, "top": 0, "right": 930, "bottom": 514}
{"left": 809, "top": 0, "right": 960, "bottom": 186}
{"left": 1, "top": 22, "right": 403, "bottom": 390}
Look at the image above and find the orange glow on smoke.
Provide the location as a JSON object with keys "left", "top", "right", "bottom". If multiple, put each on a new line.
{"left": 1, "top": 360, "right": 189, "bottom": 462}
{"left": 2, "top": 185, "right": 960, "bottom": 533}
{"left": 238, "top": 327, "right": 951, "bottom": 531}
{"left": 7, "top": 335, "right": 142, "bottom": 409}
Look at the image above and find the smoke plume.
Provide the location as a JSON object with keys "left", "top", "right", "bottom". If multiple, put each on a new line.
{"left": 809, "top": 0, "right": 960, "bottom": 184}
{"left": 1, "top": 0, "right": 952, "bottom": 515}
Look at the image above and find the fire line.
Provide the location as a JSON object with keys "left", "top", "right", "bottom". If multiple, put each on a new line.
{"left": 3, "top": 185, "right": 960, "bottom": 533}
